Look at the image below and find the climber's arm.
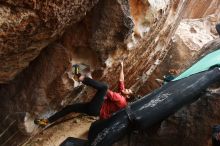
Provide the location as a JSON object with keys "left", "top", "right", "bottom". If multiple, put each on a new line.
{"left": 119, "top": 61, "right": 124, "bottom": 82}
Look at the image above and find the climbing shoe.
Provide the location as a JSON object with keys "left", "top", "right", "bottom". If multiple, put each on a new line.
{"left": 72, "top": 64, "right": 81, "bottom": 81}
{"left": 72, "top": 64, "right": 80, "bottom": 75}
{"left": 34, "top": 118, "right": 49, "bottom": 127}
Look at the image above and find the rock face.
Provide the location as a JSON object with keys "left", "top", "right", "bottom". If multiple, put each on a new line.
{"left": 0, "top": 0, "right": 99, "bottom": 83}
{"left": 0, "top": 0, "right": 220, "bottom": 146}
{"left": 183, "top": 0, "right": 220, "bottom": 19}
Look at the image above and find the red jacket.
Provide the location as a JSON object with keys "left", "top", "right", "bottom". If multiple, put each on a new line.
{"left": 100, "top": 81, "right": 127, "bottom": 119}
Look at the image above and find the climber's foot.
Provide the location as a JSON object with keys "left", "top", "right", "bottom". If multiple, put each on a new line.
{"left": 34, "top": 118, "right": 49, "bottom": 127}
{"left": 72, "top": 64, "right": 82, "bottom": 81}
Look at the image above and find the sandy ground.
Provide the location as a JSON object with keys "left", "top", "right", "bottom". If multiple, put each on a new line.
{"left": 23, "top": 114, "right": 96, "bottom": 146}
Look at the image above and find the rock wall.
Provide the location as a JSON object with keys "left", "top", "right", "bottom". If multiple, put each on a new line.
{"left": 0, "top": 0, "right": 99, "bottom": 83}
{"left": 0, "top": 0, "right": 220, "bottom": 146}
{"left": 183, "top": 0, "right": 220, "bottom": 19}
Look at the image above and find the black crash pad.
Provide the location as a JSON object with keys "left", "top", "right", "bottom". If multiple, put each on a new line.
{"left": 60, "top": 137, "right": 88, "bottom": 146}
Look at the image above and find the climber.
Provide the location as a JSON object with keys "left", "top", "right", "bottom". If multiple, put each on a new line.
{"left": 155, "top": 69, "right": 177, "bottom": 85}
{"left": 34, "top": 61, "right": 134, "bottom": 127}
{"left": 216, "top": 23, "right": 220, "bottom": 36}
{"left": 212, "top": 125, "right": 220, "bottom": 146}
{"left": 163, "top": 69, "right": 177, "bottom": 83}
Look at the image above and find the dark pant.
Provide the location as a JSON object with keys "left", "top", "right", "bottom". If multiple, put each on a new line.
{"left": 48, "top": 77, "right": 108, "bottom": 123}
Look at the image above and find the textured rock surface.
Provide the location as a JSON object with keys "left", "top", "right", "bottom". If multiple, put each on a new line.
{"left": 137, "top": 0, "right": 220, "bottom": 94}
{"left": 183, "top": 0, "right": 220, "bottom": 19}
{"left": 0, "top": 0, "right": 220, "bottom": 146}
{"left": 0, "top": 0, "right": 99, "bottom": 83}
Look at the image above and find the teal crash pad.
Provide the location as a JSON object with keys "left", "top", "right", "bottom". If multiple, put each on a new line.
{"left": 173, "top": 49, "right": 220, "bottom": 81}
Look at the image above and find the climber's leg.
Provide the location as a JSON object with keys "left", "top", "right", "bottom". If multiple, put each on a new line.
{"left": 47, "top": 103, "right": 89, "bottom": 123}
{"left": 39, "top": 77, "right": 107, "bottom": 124}
{"left": 82, "top": 77, "right": 108, "bottom": 116}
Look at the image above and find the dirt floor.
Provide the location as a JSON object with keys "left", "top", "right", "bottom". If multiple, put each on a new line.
{"left": 23, "top": 114, "right": 96, "bottom": 146}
